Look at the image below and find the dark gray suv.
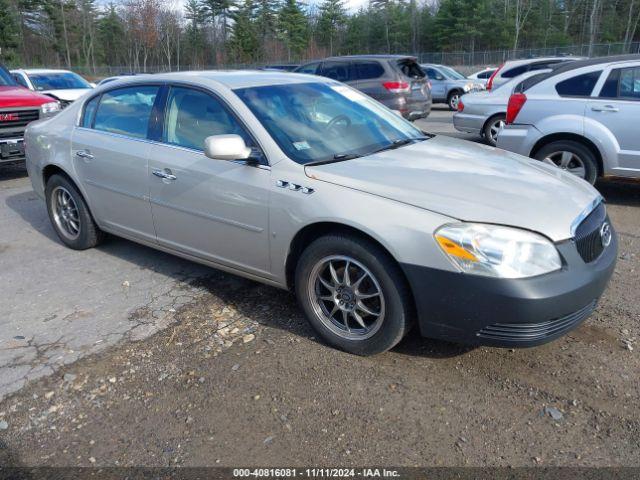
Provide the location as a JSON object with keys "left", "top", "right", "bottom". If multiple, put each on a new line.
{"left": 295, "top": 55, "right": 432, "bottom": 120}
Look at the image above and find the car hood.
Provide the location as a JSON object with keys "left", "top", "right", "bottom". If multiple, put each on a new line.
{"left": 0, "top": 86, "right": 55, "bottom": 107}
{"left": 39, "top": 89, "right": 91, "bottom": 102}
{"left": 305, "top": 135, "right": 600, "bottom": 242}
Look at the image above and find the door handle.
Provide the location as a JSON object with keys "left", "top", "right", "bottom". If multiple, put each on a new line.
{"left": 152, "top": 169, "right": 177, "bottom": 181}
{"left": 591, "top": 105, "right": 619, "bottom": 112}
{"left": 75, "top": 150, "right": 94, "bottom": 160}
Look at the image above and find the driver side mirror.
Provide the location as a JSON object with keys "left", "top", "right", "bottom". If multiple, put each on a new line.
{"left": 204, "top": 134, "right": 251, "bottom": 161}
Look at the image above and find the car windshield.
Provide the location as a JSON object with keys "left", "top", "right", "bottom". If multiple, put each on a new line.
{"left": 441, "top": 66, "right": 467, "bottom": 80}
{"left": 28, "top": 72, "right": 91, "bottom": 90}
{"left": 235, "top": 82, "right": 427, "bottom": 165}
{"left": 0, "top": 67, "right": 16, "bottom": 86}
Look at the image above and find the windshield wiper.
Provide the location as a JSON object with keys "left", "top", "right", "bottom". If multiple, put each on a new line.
{"left": 304, "top": 153, "right": 361, "bottom": 167}
{"left": 367, "top": 137, "right": 421, "bottom": 155}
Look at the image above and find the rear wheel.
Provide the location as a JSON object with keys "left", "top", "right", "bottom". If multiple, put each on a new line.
{"left": 295, "top": 234, "right": 413, "bottom": 356}
{"left": 534, "top": 140, "right": 598, "bottom": 184}
{"left": 447, "top": 91, "right": 461, "bottom": 111}
{"left": 45, "top": 174, "right": 104, "bottom": 249}
{"left": 483, "top": 114, "right": 506, "bottom": 147}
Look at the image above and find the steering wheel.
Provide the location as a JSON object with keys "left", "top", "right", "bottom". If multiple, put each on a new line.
{"left": 326, "top": 114, "right": 352, "bottom": 131}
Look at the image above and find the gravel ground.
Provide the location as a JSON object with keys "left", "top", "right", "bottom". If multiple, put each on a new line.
{"left": 1, "top": 109, "right": 639, "bottom": 468}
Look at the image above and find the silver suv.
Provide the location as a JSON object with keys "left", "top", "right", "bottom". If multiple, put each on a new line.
{"left": 497, "top": 55, "right": 640, "bottom": 184}
{"left": 25, "top": 71, "right": 616, "bottom": 355}
{"left": 295, "top": 55, "right": 431, "bottom": 120}
{"left": 420, "top": 64, "right": 484, "bottom": 110}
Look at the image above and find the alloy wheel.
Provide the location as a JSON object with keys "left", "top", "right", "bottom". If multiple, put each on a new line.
{"left": 449, "top": 94, "right": 460, "bottom": 110}
{"left": 488, "top": 118, "right": 505, "bottom": 145}
{"left": 51, "top": 186, "right": 81, "bottom": 240}
{"left": 542, "top": 151, "right": 587, "bottom": 179}
{"left": 307, "top": 255, "right": 385, "bottom": 341}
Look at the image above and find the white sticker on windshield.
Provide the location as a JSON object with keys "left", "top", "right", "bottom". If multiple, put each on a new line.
{"left": 293, "top": 141, "right": 311, "bottom": 151}
{"left": 331, "top": 85, "right": 367, "bottom": 102}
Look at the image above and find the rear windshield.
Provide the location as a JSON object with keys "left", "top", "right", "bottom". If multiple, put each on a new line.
{"left": 397, "top": 60, "right": 425, "bottom": 79}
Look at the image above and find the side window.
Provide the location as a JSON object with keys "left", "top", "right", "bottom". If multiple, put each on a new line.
{"left": 555, "top": 71, "right": 602, "bottom": 97}
{"left": 620, "top": 67, "right": 640, "bottom": 100}
{"left": 13, "top": 74, "right": 29, "bottom": 88}
{"left": 356, "top": 61, "right": 385, "bottom": 80}
{"left": 81, "top": 96, "right": 100, "bottom": 128}
{"left": 164, "top": 87, "right": 251, "bottom": 151}
{"left": 320, "top": 61, "right": 351, "bottom": 82}
{"left": 478, "top": 70, "right": 494, "bottom": 79}
{"left": 530, "top": 60, "right": 562, "bottom": 71}
{"left": 502, "top": 65, "right": 527, "bottom": 78}
{"left": 297, "top": 62, "right": 320, "bottom": 75}
{"left": 599, "top": 69, "right": 621, "bottom": 98}
{"left": 425, "top": 68, "right": 444, "bottom": 81}
{"left": 93, "top": 86, "right": 159, "bottom": 139}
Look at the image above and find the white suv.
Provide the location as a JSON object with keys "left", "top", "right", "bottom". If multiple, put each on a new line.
{"left": 487, "top": 56, "right": 584, "bottom": 91}
{"left": 497, "top": 54, "right": 640, "bottom": 184}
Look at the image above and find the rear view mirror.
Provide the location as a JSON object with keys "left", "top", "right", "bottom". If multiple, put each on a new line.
{"left": 204, "top": 134, "right": 251, "bottom": 161}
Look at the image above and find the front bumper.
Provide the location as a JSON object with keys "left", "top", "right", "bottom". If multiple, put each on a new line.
{"left": 401, "top": 227, "right": 618, "bottom": 347}
{"left": 0, "top": 137, "right": 26, "bottom": 164}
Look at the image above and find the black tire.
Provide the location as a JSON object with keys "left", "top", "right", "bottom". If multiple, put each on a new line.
{"left": 482, "top": 113, "right": 506, "bottom": 147}
{"left": 45, "top": 174, "right": 104, "bottom": 249}
{"left": 534, "top": 140, "right": 599, "bottom": 185}
{"left": 447, "top": 90, "right": 462, "bottom": 111}
{"left": 295, "top": 234, "right": 413, "bottom": 356}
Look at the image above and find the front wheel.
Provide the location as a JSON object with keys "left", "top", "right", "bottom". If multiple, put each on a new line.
{"left": 447, "top": 91, "right": 461, "bottom": 111}
{"left": 534, "top": 140, "right": 598, "bottom": 184}
{"left": 295, "top": 234, "right": 413, "bottom": 356}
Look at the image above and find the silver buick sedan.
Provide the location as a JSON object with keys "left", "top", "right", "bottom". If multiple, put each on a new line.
{"left": 25, "top": 71, "right": 617, "bottom": 355}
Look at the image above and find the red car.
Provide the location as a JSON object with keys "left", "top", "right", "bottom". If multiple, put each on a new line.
{"left": 0, "top": 64, "right": 61, "bottom": 165}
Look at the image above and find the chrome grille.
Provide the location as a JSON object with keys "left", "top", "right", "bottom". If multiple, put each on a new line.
{"left": 0, "top": 108, "right": 40, "bottom": 129}
{"left": 574, "top": 203, "right": 607, "bottom": 263}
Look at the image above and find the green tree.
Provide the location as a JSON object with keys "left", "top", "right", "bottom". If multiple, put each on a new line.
{"left": 97, "top": 4, "right": 125, "bottom": 66}
{"left": 0, "top": 0, "right": 20, "bottom": 62}
{"left": 316, "top": 0, "right": 346, "bottom": 55}
{"left": 277, "top": 0, "right": 308, "bottom": 61}
{"left": 229, "top": 0, "right": 259, "bottom": 63}
{"left": 184, "top": 0, "right": 207, "bottom": 66}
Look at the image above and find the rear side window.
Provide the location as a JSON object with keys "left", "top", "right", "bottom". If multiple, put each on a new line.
{"left": 477, "top": 70, "right": 495, "bottom": 79}
{"left": 297, "top": 62, "right": 320, "bottom": 75}
{"left": 555, "top": 71, "right": 601, "bottom": 97}
{"left": 599, "top": 69, "right": 621, "bottom": 98}
{"left": 424, "top": 67, "right": 444, "bottom": 81}
{"left": 93, "top": 86, "right": 159, "bottom": 139}
{"left": 502, "top": 65, "right": 527, "bottom": 78}
{"left": 356, "top": 62, "right": 385, "bottom": 80}
{"left": 620, "top": 67, "right": 640, "bottom": 99}
{"left": 397, "top": 60, "right": 425, "bottom": 78}
{"left": 163, "top": 87, "right": 251, "bottom": 151}
{"left": 81, "top": 96, "right": 100, "bottom": 128}
{"left": 320, "top": 61, "right": 352, "bottom": 82}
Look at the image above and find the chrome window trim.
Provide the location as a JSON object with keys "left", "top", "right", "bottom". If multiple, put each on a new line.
{"left": 73, "top": 127, "right": 271, "bottom": 171}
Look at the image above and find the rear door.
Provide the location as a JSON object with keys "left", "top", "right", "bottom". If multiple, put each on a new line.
{"left": 319, "top": 61, "right": 354, "bottom": 86}
{"left": 146, "top": 84, "right": 271, "bottom": 275}
{"left": 589, "top": 65, "right": 640, "bottom": 173}
{"left": 71, "top": 85, "right": 160, "bottom": 242}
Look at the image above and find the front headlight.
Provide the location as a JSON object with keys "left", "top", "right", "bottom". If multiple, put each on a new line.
{"left": 40, "top": 101, "right": 61, "bottom": 117}
{"left": 434, "top": 223, "right": 562, "bottom": 279}
{"left": 463, "top": 83, "right": 472, "bottom": 92}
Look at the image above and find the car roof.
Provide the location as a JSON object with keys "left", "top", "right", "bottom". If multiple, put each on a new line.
{"left": 106, "top": 70, "right": 334, "bottom": 90}
{"left": 325, "top": 55, "right": 416, "bottom": 61}
{"left": 11, "top": 68, "right": 74, "bottom": 74}
{"left": 502, "top": 56, "right": 585, "bottom": 68}
{"left": 518, "top": 54, "right": 640, "bottom": 92}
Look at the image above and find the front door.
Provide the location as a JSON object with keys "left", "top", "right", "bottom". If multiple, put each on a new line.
{"left": 71, "top": 85, "right": 160, "bottom": 242}
{"left": 425, "top": 67, "right": 446, "bottom": 101}
{"left": 589, "top": 65, "right": 640, "bottom": 173}
{"left": 147, "top": 85, "right": 271, "bottom": 276}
